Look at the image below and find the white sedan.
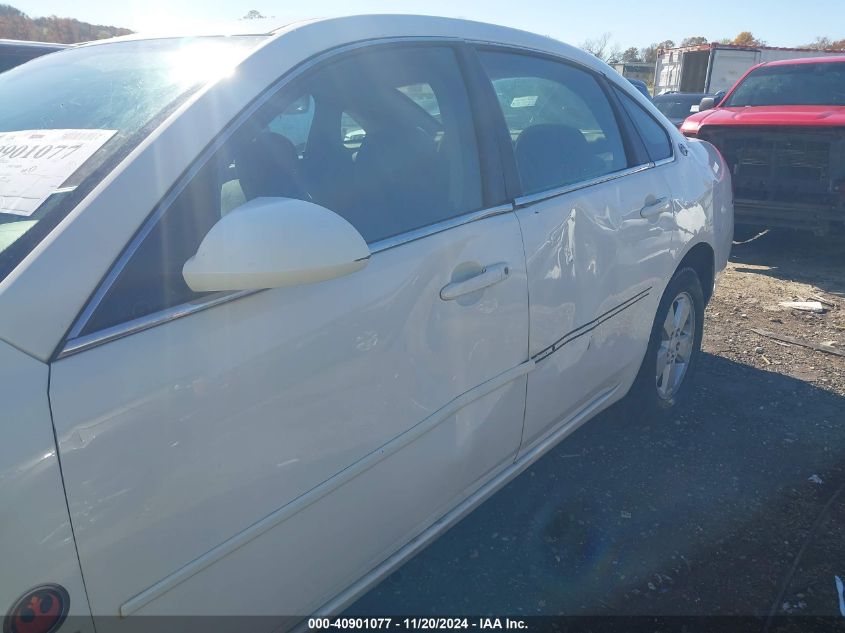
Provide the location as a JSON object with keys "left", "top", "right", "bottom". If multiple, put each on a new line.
{"left": 0, "top": 15, "right": 732, "bottom": 633}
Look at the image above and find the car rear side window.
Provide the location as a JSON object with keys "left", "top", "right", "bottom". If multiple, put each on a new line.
{"left": 80, "top": 45, "right": 484, "bottom": 335}
{"left": 478, "top": 50, "right": 629, "bottom": 195}
{"left": 614, "top": 88, "right": 673, "bottom": 162}
{"left": 341, "top": 111, "right": 365, "bottom": 149}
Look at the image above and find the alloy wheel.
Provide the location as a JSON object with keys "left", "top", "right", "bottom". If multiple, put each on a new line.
{"left": 656, "top": 291, "right": 696, "bottom": 400}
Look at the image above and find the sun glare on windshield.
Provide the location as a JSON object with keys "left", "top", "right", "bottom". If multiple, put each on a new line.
{"left": 167, "top": 41, "right": 240, "bottom": 86}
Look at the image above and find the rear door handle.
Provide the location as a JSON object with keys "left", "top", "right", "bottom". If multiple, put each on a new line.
{"left": 440, "top": 263, "right": 511, "bottom": 301}
{"left": 640, "top": 195, "right": 671, "bottom": 218}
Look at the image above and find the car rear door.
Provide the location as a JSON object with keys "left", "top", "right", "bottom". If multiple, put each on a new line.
{"left": 474, "top": 48, "right": 676, "bottom": 452}
{"left": 48, "top": 42, "right": 529, "bottom": 625}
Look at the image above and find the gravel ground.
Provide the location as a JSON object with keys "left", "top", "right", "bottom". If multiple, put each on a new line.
{"left": 708, "top": 230, "right": 845, "bottom": 396}
{"left": 347, "top": 230, "right": 845, "bottom": 620}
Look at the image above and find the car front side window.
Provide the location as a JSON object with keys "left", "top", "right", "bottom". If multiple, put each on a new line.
{"left": 78, "top": 44, "right": 484, "bottom": 336}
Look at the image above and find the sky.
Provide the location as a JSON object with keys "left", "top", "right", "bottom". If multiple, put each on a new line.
{"left": 13, "top": 0, "right": 845, "bottom": 50}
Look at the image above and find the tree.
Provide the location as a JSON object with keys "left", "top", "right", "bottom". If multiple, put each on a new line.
{"left": 680, "top": 36, "right": 708, "bottom": 47}
{"left": 732, "top": 31, "right": 765, "bottom": 47}
{"left": 803, "top": 36, "right": 830, "bottom": 49}
{"left": 581, "top": 32, "right": 622, "bottom": 64}
{"left": 242, "top": 9, "right": 266, "bottom": 20}
{"left": 621, "top": 47, "right": 641, "bottom": 63}
{"left": 0, "top": 3, "right": 131, "bottom": 42}
{"left": 639, "top": 44, "right": 657, "bottom": 63}
{"left": 639, "top": 40, "right": 675, "bottom": 63}
{"left": 802, "top": 36, "right": 845, "bottom": 50}
{"left": 0, "top": 4, "right": 25, "bottom": 17}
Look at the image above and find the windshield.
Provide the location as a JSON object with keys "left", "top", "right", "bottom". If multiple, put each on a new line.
{"left": 0, "top": 35, "right": 266, "bottom": 283}
{"left": 654, "top": 95, "right": 705, "bottom": 119}
{"left": 725, "top": 61, "right": 845, "bottom": 107}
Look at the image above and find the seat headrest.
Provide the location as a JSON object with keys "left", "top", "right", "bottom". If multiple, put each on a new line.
{"left": 514, "top": 124, "right": 597, "bottom": 193}
{"left": 234, "top": 132, "right": 308, "bottom": 201}
{"left": 355, "top": 126, "right": 436, "bottom": 171}
{"left": 347, "top": 126, "right": 444, "bottom": 241}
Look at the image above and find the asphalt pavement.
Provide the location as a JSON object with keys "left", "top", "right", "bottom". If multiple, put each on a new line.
{"left": 346, "top": 319, "right": 845, "bottom": 620}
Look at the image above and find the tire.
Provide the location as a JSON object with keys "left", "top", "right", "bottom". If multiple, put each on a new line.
{"left": 629, "top": 267, "right": 705, "bottom": 417}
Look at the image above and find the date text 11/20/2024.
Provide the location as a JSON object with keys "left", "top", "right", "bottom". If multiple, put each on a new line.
{"left": 307, "top": 618, "right": 528, "bottom": 630}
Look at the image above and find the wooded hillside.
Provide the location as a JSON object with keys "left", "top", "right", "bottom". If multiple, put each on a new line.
{"left": 0, "top": 4, "right": 131, "bottom": 43}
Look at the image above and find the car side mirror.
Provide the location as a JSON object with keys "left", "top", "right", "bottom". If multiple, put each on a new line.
{"left": 699, "top": 97, "right": 716, "bottom": 112}
{"left": 714, "top": 91, "right": 726, "bottom": 106}
{"left": 182, "top": 197, "right": 370, "bottom": 292}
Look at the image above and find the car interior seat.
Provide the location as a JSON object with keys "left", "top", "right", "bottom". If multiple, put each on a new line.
{"left": 346, "top": 125, "right": 446, "bottom": 241}
{"left": 233, "top": 131, "right": 310, "bottom": 203}
{"left": 514, "top": 123, "right": 604, "bottom": 194}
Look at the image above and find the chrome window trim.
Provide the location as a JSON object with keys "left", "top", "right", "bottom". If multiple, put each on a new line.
{"left": 58, "top": 203, "right": 514, "bottom": 359}
{"left": 514, "top": 163, "right": 652, "bottom": 208}
{"left": 59, "top": 290, "right": 257, "bottom": 359}
{"left": 369, "top": 203, "right": 513, "bottom": 254}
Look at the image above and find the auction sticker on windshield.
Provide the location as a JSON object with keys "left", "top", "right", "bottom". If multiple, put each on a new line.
{"left": 0, "top": 129, "right": 116, "bottom": 216}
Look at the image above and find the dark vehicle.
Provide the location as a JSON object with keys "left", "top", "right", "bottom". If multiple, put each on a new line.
{"left": 627, "top": 78, "right": 651, "bottom": 100}
{"left": 0, "top": 39, "right": 67, "bottom": 73}
{"left": 682, "top": 57, "right": 845, "bottom": 234}
{"left": 654, "top": 91, "right": 722, "bottom": 128}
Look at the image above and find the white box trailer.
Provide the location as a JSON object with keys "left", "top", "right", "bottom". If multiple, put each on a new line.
{"left": 654, "top": 44, "right": 845, "bottom": 95}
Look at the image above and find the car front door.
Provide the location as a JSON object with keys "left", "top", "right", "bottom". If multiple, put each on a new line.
{"left": 475, "top": 49, "right": 676, "bottom": 452}
{"left": 48, "top": 43, "right": 529, "bottom": 625}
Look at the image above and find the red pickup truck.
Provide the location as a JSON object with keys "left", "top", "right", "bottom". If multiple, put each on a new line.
{"left": 681, "top": 56, "right": 845, "bottom": 234}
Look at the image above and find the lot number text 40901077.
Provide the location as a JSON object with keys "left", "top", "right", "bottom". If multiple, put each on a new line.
{"left": 307, "top": 618, "right": 528, "bottom": 630}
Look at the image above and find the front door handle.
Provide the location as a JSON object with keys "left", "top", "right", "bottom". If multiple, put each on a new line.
{"left": 440, "top": 263, "right": 511, "bottom": 301}
{"left": 640, "top": 195, "right": 671, "bottom": 218}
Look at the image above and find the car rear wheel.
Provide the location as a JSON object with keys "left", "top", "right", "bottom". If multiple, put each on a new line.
{"left": 630, "top": 267, "right": 705, "bottom": 416}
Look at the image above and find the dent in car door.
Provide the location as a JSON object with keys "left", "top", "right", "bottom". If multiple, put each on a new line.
{"left": 47, "top": 44, "right": 529, "bottom": 624}
{"left": 476, "top": 50, "right": 673, "bottom": 451}
{"left": 515, "top": 170, "right": 671, "bottom": 451}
